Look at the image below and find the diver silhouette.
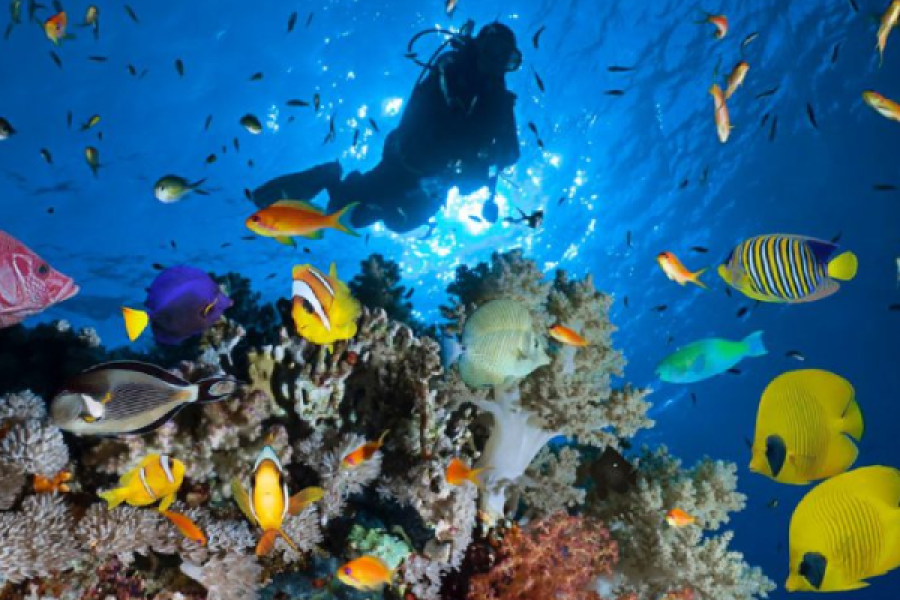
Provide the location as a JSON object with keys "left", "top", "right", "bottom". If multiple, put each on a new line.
{"left": 251, "top": 21, "right": 522, "bottom": 234}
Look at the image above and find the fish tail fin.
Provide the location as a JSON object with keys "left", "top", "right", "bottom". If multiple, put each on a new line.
{"left": 469, "top": 467, "right": 489, "bottom": 489}
{"left": 329, "top": 202, "right": 360, "bottom": 236}
{"left": 828, "top": 251, "right": 858, "bottom": 281}
{"left": 842, "top": 391, "right": 865, "bottom": 441}
{"left": 742, "top": 330, "right": 767, "bottom": 357}
{"left": 98, "top": 487, "right": 127, "bottom": 509}
{"left": 190, "top": 177, "right": 208, "bottom": 190}
{"left": 376, "top": 429, "right": 390, "bottom": 447}
{"left": 691, "top": 268, "right": 708, "bottom": 289}
{"left": 121, "top": 307, "right": 149, "bottom": 342}
{"left": 195, "top": 377, "right": 239, "bottom": 403}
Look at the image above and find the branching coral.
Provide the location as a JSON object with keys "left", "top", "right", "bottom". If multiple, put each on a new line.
{"left": 348, "top": 253, "right": 422, "bottom": 331}
{"left": 467, "top": 513, "right": 618, "bottom": 600}
{"left": 0, "top": 418, "right": 70, "bottom": 478}
{"left": 181, "top": 554, "right": 263, "bottom": 600}
{"left": 512, "top": 445, "right": 586, "bottom": 517}
{"left": 589, "top": 446, "right": 774, "bottom": 600}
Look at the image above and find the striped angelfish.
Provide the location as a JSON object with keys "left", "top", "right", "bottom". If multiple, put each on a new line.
{"left": 718, "top": 235, "right": 858, "bottom": 303}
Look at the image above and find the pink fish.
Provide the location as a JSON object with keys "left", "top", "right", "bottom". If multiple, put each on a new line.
{"left": 0, "top": 231, "right": 78, "bottom": 328}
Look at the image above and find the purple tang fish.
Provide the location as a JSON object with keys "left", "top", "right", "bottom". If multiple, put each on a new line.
{"left": 121, "top": 266, "right": 232, "bottom": 345}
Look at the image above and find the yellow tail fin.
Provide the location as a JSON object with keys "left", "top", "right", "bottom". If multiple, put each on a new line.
{"left": 691, "top": 268, "right": 708, "bottom": 289}
{"left": 329, "top": 202, "right": 360, "bottom": 237}
{"left": 121, "top": 307, "right": 149, "bottom": 342}
{"left": 288, "top": 486, "right": 325, "bottom": 515}
{"left": 828, "top": 251, "right": 858, "bottom": 281}
{"left": 98, "top": 487, "right": 126, "bottom": 509}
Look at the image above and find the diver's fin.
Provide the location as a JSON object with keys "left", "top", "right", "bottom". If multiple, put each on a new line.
{"left": 231, "top": 478, "right": 253, "bottom": 522}
{"left": 742, "top": 331, "right": 767, "bottom": 357}
{"left": 121, "top": 307, "right": 150, "bottom": 342}
{"left": 828, "top": 251, "right": 858, "bottom": 281}
{"left": 275, "top": 236, "right": 296, "bottom": 247}
{"left": 328, "top": 201, "right": 360, "bottom": 237}
{"left": 288, "top": 486, "right": 324, "bottom": 515}
{"left": 271, "top": 199, "right": 324, "bottom": 213}
{"left": 690, "top": 268, "right": 708, "bottom": 289}
{"left": 256, "top": 529, "right": 278, "bottom": 556}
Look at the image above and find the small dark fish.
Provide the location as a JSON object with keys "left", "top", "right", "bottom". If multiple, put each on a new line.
{"left": 847, "top": 0, "right": 858, "bottom": 12}
{"left": 221, "top": 145, "right": 227, "bottom": 154}
{"left": 469, "top": 214, "right": 485, "bottom": 223}
{"left": 240, "top": 235, "right": 256, "bottom": 241}
{"left": 806, "top": 103, "right": 818, "bottom": 129}
{"left": 667, "top": 335, "right": 674, "bottom": 345}
{"left": 623, "top": 296, "right": 629, "bottom": 308}
{"left": 204, "top": 115, "right": 213, "bottom": 131}
{"left": 168, "top": 240, "right": 176, "bottom": 250}
{"left": 247, "top": 159, "right": 254, "bottom": 168}
{"left": 626, "top": 231, "right": 633, "bottom": 248}
{"left": 123, "top": 4, "right": 138, "bottom": 22}
{"left": 830, "top": 232, "right": 842, "bottom": 244}
{"left": 287, "top": 11, "right": 297, "bottom": 33}
{"left": 49, "top": 50, "right": 62, "bottom": 68}
{"left": 40, "top": 148, "right": 52, "bottom": 164}
{"left": 313, "top": 93, "right": 321, "bottom": 112}
{"left": 305, "top": 11, "right": 313, "bottom": 27}
{"left": 768, "top": 116, "right": 778, "bottom": 142}
{"left": 831, "top": 42, "right": 841, "bottom": 64}
{"left": 152, "top": 263, "right": 166, "bottom": 271}
{"left": 221, "top": 242, "right": 231, "bottom": 248}
{"left": 303, "top": 247, "right": 310, "bottom": 254}
{"left": 287, "top": 99, "right": 309, "bottom": 107}
{"left": 786, "top": 350, "right": 806, "bottom": 361}
{"left": 700, "top": 165, "right": 709, "bottom": 184}
{"left": 760, "top": 112, "right": 770, "bottom": 128}
{"left": 404, "top": 287, "right": 414, "bottom": 299}
{"left": 322, "top": 115, "right": 336, "bottom": 144}
{"left": 690, "top": 392, "right": 697, "bottom": 406}
{"left": 756, "top": 87, "right": 779, "bottom": 99}
{"left": 404, "top": 51, "right": 417, "bottom": 59}
{"left": 605, "top": 89, "right": 626, "bottom": 96}
{"left": 532, "top": 26, "right": 545, "bottom": 49}
{"left": 536, "top": 138, "right": 545, "bottom": 150}
{"left": 678, "top": 179, "right": 689, "bottom": 189}
{"left": 233, "top": 137, "right": 240, "bottom": 152}
{"left": 527, "top": 121, "right": 538, "bottom": 135}
{"left": 607, "top": 65, "right": 634, "bottom": 72}
{"left": 249, "top": 72, "right": 263, "bottom": 81}
{"left": 736, "top": 306, "right": 749, "bottom": 318}
{"left": 365, "top": 234, "right": 370, "bottom": 245}
{"left": 767, "top": 498, "right": 779, "bottom": 509}
{"left": 740, "top": 32, "right": 759, "bottom": 51}
{"left": 127, "top": 64, "right": 137, "bottom": 76}
{"left": 533, "top": 68, "right": 545, "bottom": 93}
{"left": 588, "top": 447, "right": 636, "bottom": 500}
{"left": 287, "top": 116, "right": 295, "bottom": 124}
{"left": 369, "top": 118, "right": 380, "bottom": 133}
{"left": 352, "top": 128, "right": 360, "bottom": 148}
{"left": 690, "top": 246, "right": 708, "bottom": 253}
{"left": 725, "top": 287, "right": 733, "bottom": 298}
{"left": 66, "top": 111, "right": 72, "bottom": 129}
{"left": 653, "top": 304, "right": 667, "bottom": 313}
{"left": 88, "top": 55, "right": 108, "bottom": 62}
{"left": 47, "top": 207, "right": 54, "bottom": 214}
{"left": 205, "top": 153, "right": 216, "bottom": 164}
{"left": 873, "top": 184, "right": 897, "bottom": 191}
{"left": 889, "top": 304, "right": 900, "bottom": 311}
{"left": 266, "top": 272, "right": 277, "bottom": 280}
{"left": 175, "top": 59, "right": 184, "bottom": 77}
{"left": 727, "top": 368, "right": 742, "bottom": 375}
{"left": 243, "top": 188, "right": 252, "bottom": 200}
{"left": 557, "top": 195, "right": 566, "bottom": 205}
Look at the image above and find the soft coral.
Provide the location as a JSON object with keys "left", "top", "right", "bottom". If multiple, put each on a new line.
{"left": 468, "top": 513, "right": 618, "bottom": 600}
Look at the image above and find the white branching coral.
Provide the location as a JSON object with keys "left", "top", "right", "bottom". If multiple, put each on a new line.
{"left": 0, "top": 390, "right": 47, "bottom": 421}
{"left": 0, "top": 494, "right": 83, "bottom": 583}
{"left": 590, "top": 446, "right": 773, "bottom": 599}
{"left": 181, "top": 554, "right": 263, "bottom": 600}
{"left": 0, "top": 458, "right": 24, "bottom": 510}
{"left": 276, "top": 504, "right": 324, "bottom": 560}
{"left": 513, "top": 446, "right": 587, "bottom": 517}
{"left": 0, "top": 419, "right": 69, "bottom": 477}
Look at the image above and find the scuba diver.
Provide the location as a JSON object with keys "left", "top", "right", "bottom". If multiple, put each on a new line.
{"left": 504, "top": 208, "right": 543, "bottom": 229}
{"left": 251, "top": 21, "right": 523, "bottom": 234}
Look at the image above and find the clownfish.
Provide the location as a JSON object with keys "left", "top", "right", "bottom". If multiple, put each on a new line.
{"left": 291, "top": 263, "right": 361, "bottom": 351}
{"left": 231, "top": 446, "right": 324, "bottom": 556}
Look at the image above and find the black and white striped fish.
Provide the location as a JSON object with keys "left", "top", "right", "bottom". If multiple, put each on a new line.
{"left": 717, "top": 235, "right": 857, "bottom": 303}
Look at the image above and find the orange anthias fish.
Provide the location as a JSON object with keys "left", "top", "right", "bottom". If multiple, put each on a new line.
{"left": 337, "top": 555, "right": 395, "bottom": 591}
{"left": 342, "top": 430, "right": 388, "bottom": 468}
{"left": 44, "top": 11, "right": 69, "bottom": 44}
{"left": 696, "top": 12, "right": 728, "bottom": 39}
{"left": 657, "top": 252, "right": 707, "bottom": 289}
{"left": 877, "top": 0, "right": 900, "bottom": 66}
{"left": 665, "top": 508, "right": 696, "bottom": 528}
{"left": 549, "top": 324, "right": 588, "bottom": 347}
{"left": 446, "top": 458, "right": 486, "bottom": 488}
{"left": 709, "top": 84, "right": 731, "bottom": 143}
{"left": 245, "top": 200, "right": 359, "bottom": 247}
{"left": 724, "top": 61, "right": 750, "bottom": 100}
{"left": 161, "top": 509, "right": 207, "bottom": 545}
{"left": 863, "top": 90, "right": 900, "bottom": 122}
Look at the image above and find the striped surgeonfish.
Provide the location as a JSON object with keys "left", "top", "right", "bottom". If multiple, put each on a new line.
{"left": 291, "top": 262, "right": 361, "bottom": 351}
{"left": 718, "top": 234, "right": 857, "bottom": 303}
{"left": 51, "top": 360, "right": 237, "bottom": 436}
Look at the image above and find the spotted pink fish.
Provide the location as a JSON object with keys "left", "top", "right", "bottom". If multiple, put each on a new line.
{"left": 0, "top": 230, "right": 78, "bottom": 328}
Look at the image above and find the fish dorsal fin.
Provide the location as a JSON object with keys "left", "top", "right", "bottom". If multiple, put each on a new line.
{"left": 288, "top": 486, "right": 324, "bottom": 515}
{"left": 272, "top": 199, "right": 323, "bottom": 214}
{"left": 82, "top": 360, "right": 190, "bottom": 388}
{"left": 231, "top": 478, "right": 254, "bottom": 523}
{"left": 794, "top": 236, "right": 838, "bottom": 264}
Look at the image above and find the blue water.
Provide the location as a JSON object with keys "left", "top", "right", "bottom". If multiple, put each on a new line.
{"left": 3, "top": 0, "right": 900, "bottom": 597}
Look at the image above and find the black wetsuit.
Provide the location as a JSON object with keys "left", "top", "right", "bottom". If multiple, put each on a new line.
{"left": 252, "top": 36, "right": 520, "bottom": 233}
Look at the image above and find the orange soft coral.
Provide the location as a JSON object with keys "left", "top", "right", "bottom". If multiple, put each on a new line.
{"left": 467, "top": 513, "right": 618, "bottom": 600}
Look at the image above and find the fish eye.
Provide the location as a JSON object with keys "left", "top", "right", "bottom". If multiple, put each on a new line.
{"left": 343, "top": 567, "right": 352, "bottom": 575}
{"left": 250, "top": 215, "right": 260, "bottom": 222}
{"left": 37, "top": 263, "right": 49, "bottom": 277}
{"left": 298, "top": 297, "right": 314, "bottom": 314}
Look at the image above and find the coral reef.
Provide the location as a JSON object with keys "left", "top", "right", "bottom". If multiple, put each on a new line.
{"left": 0, "top": 252, "right": 772, "bottom": 600}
